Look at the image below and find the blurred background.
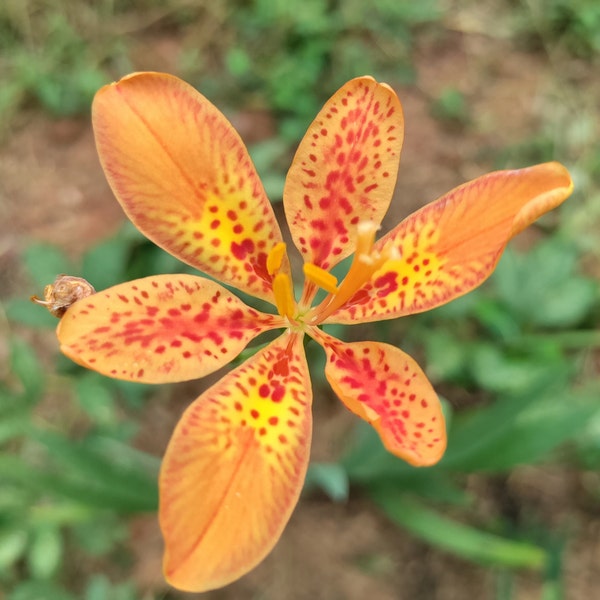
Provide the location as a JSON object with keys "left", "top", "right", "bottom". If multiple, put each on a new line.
{"left": 1, "top": 0, "right": 599, "bottom": 599}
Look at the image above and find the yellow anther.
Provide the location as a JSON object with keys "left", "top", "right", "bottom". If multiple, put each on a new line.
{"left": 272, "top": 272, "right": 296, "bottom": 319}
{"left": 303, "top": 263, "right": 339, "bottom": 294}
{"left": 267, "top": 242, "right": 287, "bottom": 275}
{"left": 355, "top": 221, "right": 379, "bottom": 257}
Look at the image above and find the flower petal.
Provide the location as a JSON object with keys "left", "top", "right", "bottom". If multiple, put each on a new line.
{"left": 57, "top": 274, "right": 283, "bottom": 383}
{"left": 327, "top": 162, "right": 573, "bottom": 323}
{"left": 159, "top": 332, "right": 311, "bottom": 592}
{"left": 92, "top": 72, "right": 284, "bottom": 303}
{"left": 316, "top": 332, "right": 446, "bottom": 466}
{"left": 284, "top": 76, "right": 403, "bottom": 270}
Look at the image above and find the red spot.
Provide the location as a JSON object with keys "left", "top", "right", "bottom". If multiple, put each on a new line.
{"left": 94, "top": 326, "right": 110, "bottom": 334}
{"left": 421, "top": 399, "right": 429, "bottom": 408}
{"left": 259, "top": 384, "right": 270, "bottom": 398}
{"left": 117, "top": 294, "right": 129, "bottom": 303}
{"left": 171, "top": 340, "right": 182, "bottom": 347}
{"left": 194, "top": 311, "right": 209, "bottom": 323}
{"left": 141, "top": 291, "right": 149, "bottom": 299}
{"left": 233, "top": 224, "right": 244, "bottom": 234}
{"left": 155, "top": 345, "right": 166, "bottom": 354}
{"left": 234, "top": 402, "right": 243, "bottom": 411}
{"left": 168, "top": 308, "right": 181, "bottom": 317}
{"left": 250, "top": 409, "right": 260, "bottom": 419}
{"left": 401, "top": 410, "right": 410, "bottom": 418}
{"left": 278, "top": 434, "right": 288, "bottom": 444}
{"left": 227, "top": 210, "right": 238, "bottom": 221}
{"left": 182, "top": 351, "right": 192, "bottom": 358}
{"left": 271, "top": 385, "right": 285, "bottom": 402}
{"left": 231, "top": 238, "right": 255, "bottom": 260}
{"left": 273, "top": 358, "right": 289, "bottom": 376}
{"left": 374, "top": 272, "right": 398, "bottom": 297}
{"left": 137, "top": 369, "right": 144, "bottom": 377}
{"left": 268, "top": 416, "right": 279, "bottom": 425}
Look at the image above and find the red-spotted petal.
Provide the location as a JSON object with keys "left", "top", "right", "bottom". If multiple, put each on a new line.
{"left": 57, "top": 274, "right": 283, "bottom": 383}
{"left": 327, "top": 162, "right": 573, "bottom": 323}
{"left": 284, "top": 76, "right": 403, "bottom": 271}
{"left": 315, "top": 332, "right": 446, "bottom": 466}
{"left": 160, "top": 332, "right": 311, "bottom": 592}
{"left": 92, "top": 72, "right": 284, "bottom": 303}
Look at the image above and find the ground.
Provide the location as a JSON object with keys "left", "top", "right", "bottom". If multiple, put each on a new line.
{"left": 1, "top": 14, "right": 598, "bottom": 600}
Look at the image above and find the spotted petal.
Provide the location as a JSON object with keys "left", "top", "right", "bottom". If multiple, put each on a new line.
{"left": 160, "top": 332, "right": 311, "bottom": 592}
{"left": 316, "top": 332, "right": 446, "bottom": 466}
{"left": 57, "top": 274, "right": 283, "bottom": 383}
{"left": 326, "top": 162, "right": 573, "bottom": 324}
{"left": 284, "top": 76, "right": 403, "bottom": 271}
{"left": 92, "top": 72, "right": 284, "bottom": 303}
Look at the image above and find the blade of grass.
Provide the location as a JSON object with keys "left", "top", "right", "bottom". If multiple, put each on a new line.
{"left": 369, "top": 485, "right": 547, "bottom": 570}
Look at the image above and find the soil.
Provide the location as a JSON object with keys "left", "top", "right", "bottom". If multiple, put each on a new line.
{"left": 2, "top": 10, "right": 599, "bottom": 600}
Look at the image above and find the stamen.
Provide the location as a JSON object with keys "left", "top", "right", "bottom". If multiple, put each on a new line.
{"left": 355, "top": 221, "right": 379, "bottom": 256}
{"left": 267, "top": 242, "right": 287, "bottom": 275}
{"left": 272, "top": 273, "right": 296, "bottom": 319}
{"left": 306, "top": 221, "right": 400, "bottom": 324}
{"left": 303, "top": 263, "right": 339, "bottom": 294}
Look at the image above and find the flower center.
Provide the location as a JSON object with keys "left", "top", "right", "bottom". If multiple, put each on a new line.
{"left": 268, "top": 222, "right": 400, "bottom": 326}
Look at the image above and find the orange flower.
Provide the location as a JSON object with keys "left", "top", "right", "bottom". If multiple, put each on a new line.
{"left": 56, "top": 72, "right": 573, "bottom": 591}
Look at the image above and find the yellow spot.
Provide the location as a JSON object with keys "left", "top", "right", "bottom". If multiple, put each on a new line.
{"left": 273, "top": 273, "right": 296, "bottom": 319}
{"left": 267, "top": 242, "right": 287, "bottom": 275}
{"left": 303, "top": 263, "right": 339, "bottom": 294}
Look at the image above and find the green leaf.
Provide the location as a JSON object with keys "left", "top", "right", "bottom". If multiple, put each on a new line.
{"left": 305, "top": 463, "right": 349, "bottom": 502}
{"left": 75, "top": 374, "right": 118, "bottom": 427}
{"left": 27, "top": 525, "right": 63, "bottom": 579}
{"left": 30, "top": 431, "right": 159, "bottom": 512}
{"left": 0, "top": 440, "right": 157, "bottom": 514}
{"left": 84, "top": 575, "right": 137, "bottom": 600}
{"left": 5, "top": 298, "right": 57, "bottom": 328}
{"left": 442, "top": 373, "right": 595, "bottom": 473}
{"left": 23, "top": 243, "right": 74, "bottom": 290}
{"left": 468, "top": 343, "right": 563, "bottom": 395}
{"left": 9, "top": 336, "right": 44, "bottom": 402}
{"left": 0, "top": 528, "right": 28, "bottom": 571}
{"left": 0, "top": 415, "right": 31, "bottom": 444}
{"left": 369, "top": 488, "right": 547, "bottom": 569}
{"left": 81, "top": 236, "right": 131, "bottom": 292}
{"left": 72, "top": 515, "right": 127, "bottom": 557}
{"left": 9, "top": 580, "right": 75, "bottom": 600}
{"left": 493, "top": 242, "right": 597, "bottom": 328}
{"left": 459, "top": 391, "right": 600, "bottom": 472}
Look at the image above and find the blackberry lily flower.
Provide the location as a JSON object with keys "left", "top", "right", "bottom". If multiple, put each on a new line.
{"left": 56, "top": 72, "right": 573, "bottom": 591}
